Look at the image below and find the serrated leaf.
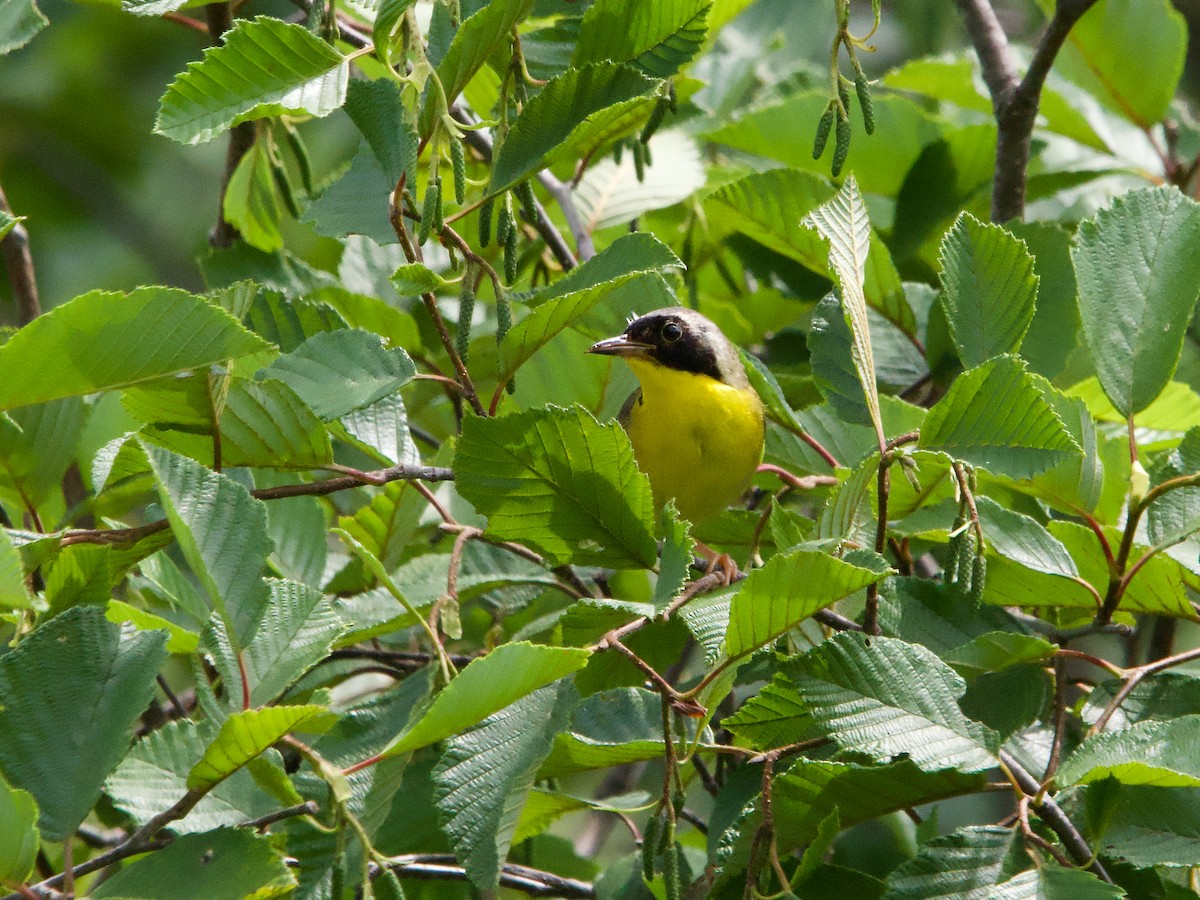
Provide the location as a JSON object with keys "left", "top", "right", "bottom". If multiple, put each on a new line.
{"left": 0, "top": 0, "right": 45, "bottom": 54}
{"left": 263, "top": 328, "right": 415, "bottom": 420}
{"left": 0, "top": 526, "right": 32, "bottom": 609}
{"left": 0, "top": 607, "right": 168, "bottom": 841}
{"left": 0, "top": 210, "right": 20, "bottom": 241}
{"left": 571, "top": 130, "right": 706, "bottom": 231}
{"left": 242, "top": 579, "right": 345, "bottom": 705}
{"left": 1058, "top": 715, "right": 1200, "bottom": 788}
{"left": 454, "top": 404, "right": 657, "bottom": 568}
{"left": 723, "top": 679, "right": 816, "bottom": 750}
{"left": 938, "top": 213, "right": 1038, "bottom": 368}
{"left": 772, "top": 760, "right": 988, "bottom": 856}
{"left": 1099, "top": 785, "right": 1200, "bottom": 869}
{"left": 804, "top": 176, "right": 885, "bottom": 449}
{"left": 156, "top": 17, "right": 349, "bottom": 145}
{"left": 371, "top": 0, "right": 416, "bottom": 66}
{"left": 91, "top": 827, "right": 295, "bottom": 899}
{"left": 220, "top": 377, "right": 333, "bottom": 467}
{"left": 300, "top": 144, "right": 396, "bottom": 245}
{"left": 1072, "top": 185, "right": 1200, "bottom": 416}
{"left": 0, "top": 775, "right": 38, "bottom": 886}
{"left": 974, "top": 496, "right": 1078, "bottom": 579}
{"left": 106, "top": 600, "right": 199, "bottom": 654}
{"left": 943, "top": 633, "right": 1056, "bottom": 679}
{"left": 722, "top": 550, "right": 888, "bottom": 662}
{"left": 986, "top": 867, "right": 1125, "bottom": 900}
{"left": 106, "top": 720, "right": 282, "bottom": 835}
{"left": 706, "top": 168, "right": 915, "bottom": 339}
{"left": 572, "top": 0, "right": 709, "bottom": 77}
{"left": 342, "top": 77, "right": 417, "bottom": 186}
{"left": 382, "top": 642, "right": 591, "bottom": 758}
{"left": 919, "top": 355, "right": 1080, "bottom": 478}
{"left": 809, "top": 291, "right": 872, "bottom": 425}
{"left": 188, "top": 705, "right": 335, "bottom": 789}
{"left": 0, "top": 288, "right": 270, "bottom": 412}
{"left": 882, "top": 826, "right": 1020, "bottom": 900}
{"left": 489, "top": 62, "right": 659, "bottom": 195}
{"left": 391, "top": 263, "right": 452, "bottom": 295}
{"left": 143, "top": 443, "right": 273, "bottom": 651}
{"left": 784, "top": 632, "right": 1000, "bottom": 772}
{"left": 223, "top": 137, "right": 284, "bottom": 252}
{"left": 434, "top": 681, "right": 576, "bottom": 890}
{"left": 499, "top": 233, "right": 682, "bottom": 381}
{"left": 435, "top": 0, "right": 534, "bottom": 113}
{"left": 654, "top": 502, "right": 693, "bottom": 611}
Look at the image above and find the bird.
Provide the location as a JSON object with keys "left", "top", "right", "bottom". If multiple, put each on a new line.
{"left": 588, "top": 307, "right": 766, "bottom": 541}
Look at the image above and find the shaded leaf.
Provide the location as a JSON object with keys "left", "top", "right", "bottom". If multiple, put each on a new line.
{"left": 572, "top": 0, "right": 709, "bottom": 77}
{"left": 0, "top": 776, "right": 38, "bottom": 887}
{"left": 0, "top": 607, "right": 168, "bottom": 841}
{"left": 882, "top": 826, "right": 1020, "bottom": 900}
{"left": 1058, "top": 715, "right": 1200, "bottom": 788}
{"left": 188, "top": 705, "right": 336, "bottom": 789}
{"left": 0, "top": 0, "right": 45, "bottom": 53}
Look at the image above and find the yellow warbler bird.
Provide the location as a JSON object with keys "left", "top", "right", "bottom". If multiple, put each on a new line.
{"left": 588, "top": 307, "right": 766, "bottom": 527}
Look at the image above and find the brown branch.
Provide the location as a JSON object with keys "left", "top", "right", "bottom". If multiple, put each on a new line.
{"left": 372, "top": 855, "right": 594, "bottom": 898}
{"left": 1088, "top": 645, "right": 1200, "bottom": 736}
{"left": 59, "top": 462, "right": 453, "bottom": 547}
{"left": 999, "top": 749, "right": 1111, "bottom": 882}
{"left": 205, "top": 2, "right": 256, "bottom": 248}
{"left": 955, "top": 0, "right": 1101, "bottom": 222}
{"left": 0, "top": 182, "right": 41, "bottom": 325}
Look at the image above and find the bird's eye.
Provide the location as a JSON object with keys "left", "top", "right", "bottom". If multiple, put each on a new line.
{"left": 662, "top": 321, "right": 683, "bottom": 342}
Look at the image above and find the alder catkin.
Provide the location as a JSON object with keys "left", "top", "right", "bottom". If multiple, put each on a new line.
{"left": 633, "top": 139, "right": 646, "bottom": 182}
{"left": 457, "top": 284, "right": 474, "bottom": 362}
{"left": 832, "top": 114, "right": 851, "bottom": 177}
{"left": 663, "top": 841, "right": 682, "bottom": 900}
{"left": 450, "top": 137, "right": 466, "bottom": 204}
{"left": 515, "top": 178, "right": 537, "bottom": 221}
{"left": 418, "top": 176, "right": 441, "bottom": 243}
{"left": 967, "top": 552, "right": 987, "bottom": 607}
{"left": 477, "top": 195, "right": 495, "bottom": 247}
{"left": 855, "top": 68, "right": 875, "bottom": 135}
{"left": 496, "top": 197, "right": 513, "bottom": 247}
{"left": 640, "top": 96, "right": 668, "bottom": 144}
{"left": 503, "top": 225, "right": 518, "bottom": 284}
{"left": 813, "top": 106, "right": 835, "bottom": 159}
{"left": 642, "top": 814, "right": 662, "bottom": 882}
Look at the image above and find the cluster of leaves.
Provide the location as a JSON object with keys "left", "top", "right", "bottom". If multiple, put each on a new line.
{"left": 2, "top": 0, "right": 1200, "bottom": 898}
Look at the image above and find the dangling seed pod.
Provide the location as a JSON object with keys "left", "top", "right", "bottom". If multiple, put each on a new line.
{"left": 515, "top": 179, "right": 537, "bottom": 221}
{"left": 503, "top": 225, "right": 518, "bottom": 284}
{"left": 813, "top": 103, "right": 835, "bottom": 159}
{"left": 832, "top": 113, "right": 851, "bottom": 177}
{"left": 632, "top": 139, "right": 646, "bottom": 182}
{"left": 477, "top": 195, "right": 495, "bottom": 247}
{"left": 641, "top": 814, "right": 662, "bottom": 882}
{"left": 663, "top": 841, "right": 682, "bottom": 900}
{"left": 640, "top": 95, "right": 669, "bottom": 144}
{"left": 854, "top": 67, "right": 875, "bottom": 135}
{"left": 418, "top": 175, "right": 441, "bottom": 243}
{"left": 450, "top": 137, "right": 466, "bottom": 204}
{"left": 967, "top": 552, "right": 987, "bottom": 607}
{"left": 457, "top": 283, "right": 475, "bottom": 362}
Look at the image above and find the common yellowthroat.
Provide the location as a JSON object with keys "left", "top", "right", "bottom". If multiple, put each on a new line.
{"left": 588, "top": 307, "right": 766, "bottom": 525}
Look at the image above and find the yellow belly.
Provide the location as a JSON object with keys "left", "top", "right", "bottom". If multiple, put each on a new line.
{"left": 624, "top": 359, "right": 765, "bottom": 524}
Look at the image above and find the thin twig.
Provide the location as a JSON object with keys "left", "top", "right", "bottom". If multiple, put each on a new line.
{"left": 1088, "top": 645, "right": 1200, "bottom": 736}
{"left": 371, "top": 855, "right": 594, "bottom": 898}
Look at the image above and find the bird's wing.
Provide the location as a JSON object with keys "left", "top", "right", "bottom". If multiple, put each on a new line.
{"left": 616, "top": 388, "right": 642, "bottom": 428}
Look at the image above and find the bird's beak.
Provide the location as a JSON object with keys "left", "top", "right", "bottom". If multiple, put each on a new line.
{"left": 588, "top": 335, "right": 654, "bottom": 357}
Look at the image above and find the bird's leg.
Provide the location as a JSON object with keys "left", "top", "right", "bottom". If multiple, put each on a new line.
{"left": 695, "top": 540, "right": 740, "bottom": 586}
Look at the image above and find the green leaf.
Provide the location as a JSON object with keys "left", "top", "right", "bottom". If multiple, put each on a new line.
{"left": 156, "top": 17, "right": 349, "bottom": 145}
{"left": 938, "top": 213, "right": 1038, "bottom": 368}
{"left": 0, "top": 210, "right": 19, "bottom": 240}
{"left": 91, "top": 827, "right": 295, "bottom": 899}
{"left": 723, "top": 678, "right": 816, "bottom": 750}
{"left": 342, "top": 76, "right": 417, "bottom": 185}
{"left": 301, "top": 144, "right": 396, "bottom": 246}
{"left": 1148, "top": 427, "right": 1200, "bottom": 557}
{"left": 974, "top": 496, "right": 1078, "bottom": 579}
{"left": 218, "top": 377, "right": 333, "bottom": 467}
{"left": 706, "top": 169, "right": 914, "bottom": 338}
{"left": 434, "top": 681, "right": 577, "bottom": 890}
{"left": 0, "top": 288, "right": 269, "bottom": 412}
{"left": 223, "top": 137, "right": 284, "bottom": 252}
{"left": 143, "top": 443, "right": 273, "bottom": 651}
{"left": 784, "top": 632, "right": 1000, "bottom": 772}
{"left": 1057, "top": 715, "right": 1200, "bottom": 788}
{"left": 572, "top": 0, "right": 709, "bottom": 77}
{"left": 772, "top": 760, "right": 988, "bottom": 856}
{"left": 188, "top": 704, "right": 335, "bottom": 789}
{"left": 1072, "top": 185, "right": 1200, "bottom": 416}
{"left": 571, "top": 130, "right": 707, "bottom": 231}
{"left": 1082, "top": 673, "right": 1200, "bottom": 731}
{"left": 0, "top": 775, "right": 38, "bottom": 887}
{"left": 264, "top": 328, "right": 415, "bottom": 420}
{"left": 499, "top": 234, "right": 682, "bottom": 381}
{"left": 539, "top": 687, "right": 685, "bottom": 777}
{"left": 803, "top": 176, "right": 885, "bottom": 449}
{"left": 489, "top": 62, "right": 659, "bottom": 195}
{"left": 106, "top": 600, "right": 199, "bottom": 654}
{"left": 381, "top": 642, "right": 591, "bottom": 758}
{"left": 435, "top": 0, "right": 534, "bottom": 111}
{"left": 943, "top": 633, "right": 1056, "bottom": 680}
{"left": 986, "top": 867, "right": 1125, "bottom": 900}
{"left": 1099, "top": 785, "right": 1200, "bottom": 869}
{"left": 0, "top": 526, "right": 32, "bottom": 609}
{"left": 0, "top": 0, "right": 45, "bottom": 54}
{"left": 919, "top": 355, "right": 1080, "bottom": 478}
{"left": 106, "top": 720, "right": 283, "bottom": 835}
{"left": 242, "top": 579, "right": 345, "bottom": 705}
{"left": 881, "top": 826, "right": 1021, "bottom": 899}
{"left": 391, "top": 262, "right": 453, "bottom": 295}
{"left": 454, "top": 405, "right": 658, "bottom": 568}
{"left": 1038, "top": 0, "right": 1186, "bottom": 127}
{"left": 722, "top": 550, "right": 888, "bottom": 662}
{"left": 370, "top": 0, "right": 416, "bottom": 66}
{"left": 0, "top": 607, "right": 168, "bottom": 841}
{"left": 809, "top": 291, "right": 872, "bottom": 425}
{"left": 654, "top": 502, "right": 693, "bottom": 611}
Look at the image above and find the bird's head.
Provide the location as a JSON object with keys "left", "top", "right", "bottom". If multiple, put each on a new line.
{"left": 587, "top": 307, "right": 747, "bottom": 388}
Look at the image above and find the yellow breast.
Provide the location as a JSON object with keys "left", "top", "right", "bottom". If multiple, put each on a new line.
{"left": 623, "top": 358, "right": 765, "bottom": 524}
